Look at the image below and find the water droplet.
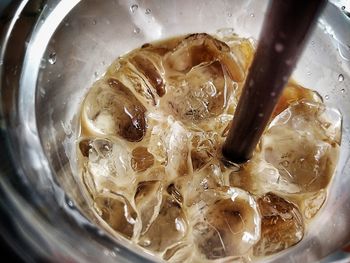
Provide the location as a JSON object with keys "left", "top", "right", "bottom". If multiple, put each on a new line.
{"left": 341, "top": 6, "right": 345, "bottom": 10}
{"left": 227, "top": 12, "right": 232, "bottom": 17}
{"left": 48, "top": 52, "right": 57, "bottom": 65}
{"left": 94, "top": 72, "right": 99, "bottom": 78}
{"left": 325, "top": 95, "right": 329, "bottom": 100}
{"left": 130, "top": 4, "right": 138, "bottom": 13}
{"left": 250, "top": 13, "right": 255, "bottom": 17}
{"left": 145, "top": 8, "right": 151, "bottom": 14}
{"left": 338, "top": 74, "right": 344, "bottom": 82}
{"left": 67, "top": 200, "right": 74, "bottom": 208}
{"left": 133, "top": 27, "right": 140, "bottom": 34}
{"left": 92, "top": 19, "right": 97, "bottom": 25}
{"left": 341, "top": 88, "right": 345, "bottom": 93}
{"left": 65, "top": 195, "right": 74, "bottom": 208}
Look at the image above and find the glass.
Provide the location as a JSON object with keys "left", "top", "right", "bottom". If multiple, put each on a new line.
{"left": 0, "top": 0, "right": 349, "bottom": 262}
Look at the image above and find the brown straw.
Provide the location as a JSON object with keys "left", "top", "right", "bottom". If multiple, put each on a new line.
{"left": 222, "top": 0, "right": 327, "bottom": 163}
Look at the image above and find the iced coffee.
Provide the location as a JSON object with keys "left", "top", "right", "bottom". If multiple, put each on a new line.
{"left": 77, "top": 33, "right": 342, "bottom": 262}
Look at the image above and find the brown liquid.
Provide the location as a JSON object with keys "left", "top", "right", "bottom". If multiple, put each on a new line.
{"left": 77, "top": 33, "right": 341, "bottom": 262}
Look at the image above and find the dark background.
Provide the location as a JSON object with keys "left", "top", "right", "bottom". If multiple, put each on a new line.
{"left": 0, "top": 210, "right": 27, "bottom": 263}
{"left": 1, "top": 2, "right": 26, "bottom": 262}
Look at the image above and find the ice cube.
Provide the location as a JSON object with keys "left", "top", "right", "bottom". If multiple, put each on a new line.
{"left": 79, "top": 138, "right": 113, "bottom": 179}
{"left": 81, "top": 78, "right": 147, "bottom": 142}
{"left": 184, "top": 161, "right": 225, "bottom": 206}
{"left": 134, "top": 180, "right": 163, "bottom": 234}
{"left": 191, "top": 187, "right": 260, "bottom": 259}
{"left": 109, "top": 60, "right": 158, "bottom": 106}
{"left": 164, "top": 33, "right": 243, "bottom": 82}
{"left": 131, "top": 146, "right": 155, "bottom": 172}
{"left": 139, "top": 195, "right": 187, "bottom": 252}
{"left": 229, "top": 159, "right": 300, "bottom": 195}
{"left": 226, "top": 37, "right": 255, "bottom": 78}
{"left": 79, "top": 137, "right": 115, "bottom": 194}
{"left": 272, "top": 82, "right": 322, "bottom": 118}
{"left": 80, "top": 137, "right": 135, "bottom": 195}
{"left": 94, "top": 193, "right": 138, "bottom": 239}
{"left": 147, "top": 117, "right": 192, "bottom": 178}
{"left": 130, "top": 52, "right": 165, "bottom": 97}
{"left": 163, "top": 61, "right": 228, "bottom": 122}
{"left": 165, "top": 120, "right": 192, "bottom": 179}
{"left": 253, "top": 192, "right": 304, "bottom": 256}
{"left": 261, "top": 100, "right": 341, "bottom": 193}
{"left": 270, "top": 100, "right": 342, "bottom": 144}
{"left": 106, "top": 43, "right": 169, "bottom": 106}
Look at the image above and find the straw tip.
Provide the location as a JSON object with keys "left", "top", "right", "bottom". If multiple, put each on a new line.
{"left": 222, "top": 146, "right": 250, "bottom": 164}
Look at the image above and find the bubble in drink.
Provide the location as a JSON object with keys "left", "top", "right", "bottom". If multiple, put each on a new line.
{"left": 77, "top": 33, "right": 342, "bottom": 262}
